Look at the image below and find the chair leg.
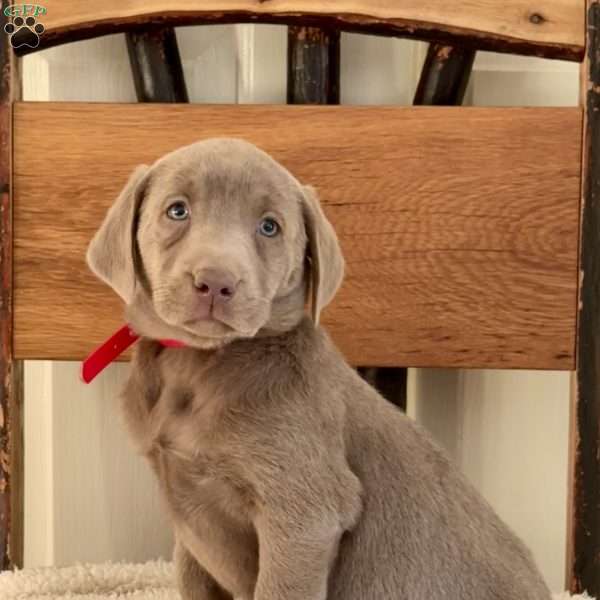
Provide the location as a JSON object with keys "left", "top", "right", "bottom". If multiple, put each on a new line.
{"left": 568, "top": 2, "right": 600, "bottom": 595}
{"left": 0, "top": 5, "right": 23, "bottom": 570}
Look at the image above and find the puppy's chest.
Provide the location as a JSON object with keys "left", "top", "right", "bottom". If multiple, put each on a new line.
{"left": 160, "top": 451, "right": 255, "bottom": 530}
{"left": 153, "top": 351, "right": 228, "bottom": 450}
{"left": 150, "top": 354, "right": 255, "bottom": 526}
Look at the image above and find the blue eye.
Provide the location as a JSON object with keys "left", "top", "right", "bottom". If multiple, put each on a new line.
{"left": 166, "top": 201, "right": 189, "bottom": 221}
{"left": 258, "top": 218, "right": 280, "bottom": 238}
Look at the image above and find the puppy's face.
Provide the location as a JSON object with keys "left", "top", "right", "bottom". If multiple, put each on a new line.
{"left": 87, "top": 139, "right": 344, "bottom": 348}
{"left": 137, "top": 141, "right": 308, "bottom": 344}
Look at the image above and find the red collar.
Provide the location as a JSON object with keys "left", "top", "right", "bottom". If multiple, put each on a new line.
{"left": 80, "top": 325, "right": 186, "bottom": 384}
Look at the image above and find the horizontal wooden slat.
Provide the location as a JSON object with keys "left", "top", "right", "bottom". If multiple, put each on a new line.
{"left": 23, "top": 0, "right": 584, "bottom": 61}
{"left": 13, "top": 103, "right": 582, "bottom": 369}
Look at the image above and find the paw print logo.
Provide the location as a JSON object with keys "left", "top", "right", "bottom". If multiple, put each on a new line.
{"left": 4, "top": 16, "right": 45, "bottom": 49}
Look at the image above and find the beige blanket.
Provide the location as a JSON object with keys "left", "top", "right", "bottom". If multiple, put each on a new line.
{"left": 0, "top": 561, "right": 593, "bottom": 599}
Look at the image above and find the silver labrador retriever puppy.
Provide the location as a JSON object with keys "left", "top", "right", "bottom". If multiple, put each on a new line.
{"left": 87, "top": 138, "right": 551, "bottom": 600}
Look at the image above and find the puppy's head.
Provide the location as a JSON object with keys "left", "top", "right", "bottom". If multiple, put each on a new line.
{"left": 87, "top": 138, "right": 344, "bottom": 348}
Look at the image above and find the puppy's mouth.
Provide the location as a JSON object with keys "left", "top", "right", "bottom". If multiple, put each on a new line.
{"left": 189, "top": 295, "right": 231, "bottom": 323}
{"left": 181, "top": 312, "right": 237, "bottom": 336}
{"left": 180, "top": 303, "right": 263, "bottom": 339}
{"left": 137, "top": 279, "right": 274, "bottom": 347}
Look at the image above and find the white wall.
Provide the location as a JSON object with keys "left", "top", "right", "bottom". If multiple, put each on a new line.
{"left": 24, "top": 361, "right": 172, "bottom": 567}
{"left": 22, "top": 28, "right": 578, "bottom": 592}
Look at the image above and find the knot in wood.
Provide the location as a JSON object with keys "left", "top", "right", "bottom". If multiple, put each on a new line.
{"left": 529, "top": 12, "right": 546, "bottom": 25}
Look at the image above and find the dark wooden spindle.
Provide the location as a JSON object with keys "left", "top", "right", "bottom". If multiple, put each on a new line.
{"left": 569, "top": 1, "right": 600, "bottom": 596}
{"left": 358, "top": 368, "right": 408, "bottom": 410}
{"left": 287, "top": 27, "right": 410, "bottom": 411}
{"left": 370, "top": 44, "right": 475, "bottom": 412}
{"left": 414, "top": 43, "right": 476, "bottom": 106}
{"left": 287, "top": 26, "right": 340, "bottom": 104}
{"left": 126, "top": 27, "right": 189, "bottom": 103}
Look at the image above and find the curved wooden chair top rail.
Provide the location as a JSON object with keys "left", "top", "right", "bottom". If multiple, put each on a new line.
{"left": 18, "top": 0, "right": 584, "bottom": 61}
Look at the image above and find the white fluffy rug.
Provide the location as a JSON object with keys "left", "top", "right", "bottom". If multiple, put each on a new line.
{"left": 0, "top": 560, "right": 593, "bottom": 599}
{"left": 0, "top": 561, "right": 177, "bottom": 599}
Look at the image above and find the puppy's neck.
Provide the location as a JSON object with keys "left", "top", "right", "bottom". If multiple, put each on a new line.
{"left": 142, "top": 317, "right": 324, "bottom": 393}
{"left": 185, "top": 316, "right": 323, "bottom": 376}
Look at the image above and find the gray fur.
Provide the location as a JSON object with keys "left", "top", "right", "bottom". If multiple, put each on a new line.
{"left": 87, "top": 139, "right": 551, "bottom": 600}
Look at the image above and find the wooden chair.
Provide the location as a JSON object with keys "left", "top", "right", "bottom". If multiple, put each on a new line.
{"left": 0, "top": 1, "right": 595, "bottom": 595}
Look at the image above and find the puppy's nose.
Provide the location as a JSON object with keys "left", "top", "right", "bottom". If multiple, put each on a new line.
{"left": 194, "top": 269, "right": 238, "bottom": 303}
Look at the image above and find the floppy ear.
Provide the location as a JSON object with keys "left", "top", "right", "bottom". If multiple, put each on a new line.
{"left": 86, "top": 165, "right": 150, "bottom": 304}
{"left": 302, "top": 186, "right": 345, "bottom": 324}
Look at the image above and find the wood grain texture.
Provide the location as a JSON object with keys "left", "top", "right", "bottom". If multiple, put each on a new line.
{"left": 26, "top": 0, "right": 584, "bottom": 61}
{"left": 13, "top": 102, "right": 582, "bottom": 369}
{"left": 395, "top": 42, "right": 477, "bottom": 411}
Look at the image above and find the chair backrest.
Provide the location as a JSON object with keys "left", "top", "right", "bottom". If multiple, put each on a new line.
{"left": 10, "top": 0, "right": 586, "bottom": 371}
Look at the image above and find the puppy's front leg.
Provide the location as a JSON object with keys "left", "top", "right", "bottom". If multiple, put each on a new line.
{"left": 253, "top": 509, "right": 341, "bottom": 600}
{"left": 245, "top": 417, "right": 361, "bottom": 600}
{"left": 174, "top": 542, "right": 233, "bottom": 600}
